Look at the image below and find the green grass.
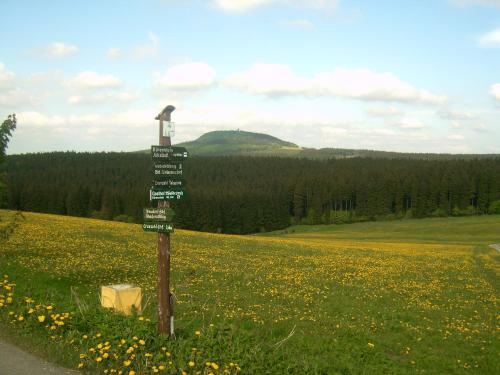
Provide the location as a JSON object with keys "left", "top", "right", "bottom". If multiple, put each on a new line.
{"left": 262, "top": 215, "right": 500, "bottom": 245}
{"left": 1, "top": 211, "right": 499, "bottom": 374}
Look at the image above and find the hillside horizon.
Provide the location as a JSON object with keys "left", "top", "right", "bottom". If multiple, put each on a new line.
{"left": 172, "top": 129, "right": 499, "bottom": 160}
{"left": 7, "top": 129, "right": 500, "bottom": 160}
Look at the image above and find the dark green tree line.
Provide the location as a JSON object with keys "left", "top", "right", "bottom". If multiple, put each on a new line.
{"left": 2, "top": 152, "right": 500, "bottom": 233}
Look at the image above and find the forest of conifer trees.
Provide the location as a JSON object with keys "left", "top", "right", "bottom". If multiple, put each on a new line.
{"left": 2, "top": 152, "right": 500, "bottom": 234}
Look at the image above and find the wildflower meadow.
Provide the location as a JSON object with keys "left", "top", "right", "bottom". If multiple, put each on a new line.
{"left": 0, "top": 210, "right": 498, "bottom": 374}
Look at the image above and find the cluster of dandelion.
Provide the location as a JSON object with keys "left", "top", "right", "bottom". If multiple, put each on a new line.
{"left": 77, "top": 328, "right": 242, "bottom": 374}
{"left": 0, "top": 274, "right": 15, "bottom": 308}
{"left": 1, "top": 274, "right": 72, "bottom": 335}
{"left": 1, "top": 274, "right": 242, "bottom": 374}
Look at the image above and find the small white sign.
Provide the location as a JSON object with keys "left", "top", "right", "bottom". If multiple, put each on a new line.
{"left": 163, "top": 121, "right": 175, "bottom": 137}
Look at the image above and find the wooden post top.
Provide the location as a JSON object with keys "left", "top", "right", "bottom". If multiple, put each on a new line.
{"left": 155, "top": 105, "right": 176, "bottom": 121}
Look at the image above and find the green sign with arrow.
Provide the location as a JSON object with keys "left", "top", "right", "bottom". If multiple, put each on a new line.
{"left": 151, "top": 146, "right": 188, "bottom": 161}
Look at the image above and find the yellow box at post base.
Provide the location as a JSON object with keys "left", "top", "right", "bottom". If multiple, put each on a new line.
{"left": 101, "top": 284, "right": 142, "bottom": 315}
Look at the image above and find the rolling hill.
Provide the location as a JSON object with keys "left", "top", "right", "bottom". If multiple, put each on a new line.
{"left": 175, "top": 130, "right": 301, "bottom": 156}
{"left": 161, "top": 130, "right": 498, "bottom": 160}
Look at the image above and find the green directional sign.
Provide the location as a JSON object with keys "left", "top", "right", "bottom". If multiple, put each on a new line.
{"left": 143, "top": 222, "right": 174, "bottom": 233}
{"left": 151, "top": 146, "right": 188, "bottom": 161}
{"left": 153, "top": 162, "right": 183, "bottom": 177}
{"left": 153, "top": 178, "right": 185, "bottom": 188}
{"left": 143, "top": 207, "right": 175, "bottom": 222}
{"left": 150, "top": 188, "right": 187, "bottom": 201}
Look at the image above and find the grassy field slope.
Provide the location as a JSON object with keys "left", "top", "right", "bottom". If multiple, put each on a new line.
{"left": 262, "top": 216, "right": 500, "bottom": 245}
{"left": 1, "top": 211, "right": 499, "bottom": 374}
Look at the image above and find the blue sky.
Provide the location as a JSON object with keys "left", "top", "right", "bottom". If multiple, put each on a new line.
{"left": 1, "top": 0, "right": 499, "bottom": 154}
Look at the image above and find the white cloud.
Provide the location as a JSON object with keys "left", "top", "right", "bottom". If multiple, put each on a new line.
{"left": 453, "top": 0, "right": 500, "bottom": 7}
{"left": 0, "top": 63, "right": 15, "bottom": 86}
{"left": 281, "top": 19, "right": 314, "bottom": 29}
{"left": 17, "top": 109, "right": 157, "bottom": 130}
{"left": 490, "top": 83, "right": 500, "bottom": 100}
{"left": 213, "top": 0, "right": 339, "bottom": 13}
{"left": 395, "top": 118, "right": 427, "bottom": 129}
{"left": 106, "top": 47, "right": 122, "bottom": 60}
{"left": 105, "top": 33, "right": 160, "bottom": 61}
{"left": 366, "top": 105, "right": 402, "bottom": 116}
{"left": 315, "top": 69, "right": 445, "bottom": 104}
{"left": 0, "top": 88, "right": 37, "bottom": 107}
{"left": 67, "top": 90, "right": 139, "bottom": 105}
{"left": 68, "top": 71, "right": 122, "bottom": 90}
{"left": 155, "top": 62, "right": 216, "bottom": 90}
{"left": 17, "top": 111, "right": 67, "bottom": 127}
{"left": 447, "top": 133, "right": 465, "bottom": 141}
{"left": 437, "top": 108, "right": 475, "bottom": 120}
{"left": 132, "top": 32, "right": 160, "bottom": 60}
{"left": 472, "top": 123, "right": 489, "bottom": 132}
{"left": 478, "top": 28, "right": 500, "bottom": 47}
{"left": 37, "top": 42, "right": 78, "bottom": 58}
{"left": 0, "top": 67, "right": 63, "bottom": 109}
{"left": 226, "top": 64, "right": 446, "bottom": 104}
{"left": 226, "top": 64, "right": 308, "bottom": 96}
{"left": 214, "top": 0, "right": 270, "bottom": 12}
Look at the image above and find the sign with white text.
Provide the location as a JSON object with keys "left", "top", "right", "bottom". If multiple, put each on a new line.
{"left": 143, "top": 222, "right": 174, "bottom": 233}
{"left": 153, "top": 162, "right": 183, "bottom": 177}
{"left": 150, "top": 188, "right": 187, "bottom": 201}
{"left": 151, "top": 146, "right": 188, "bottom": 161}
{"left": 153, "top": 178, "right": 185, "bottom": 188}
{"left": 143, "top": 207, "right": 175, "bottom": 222}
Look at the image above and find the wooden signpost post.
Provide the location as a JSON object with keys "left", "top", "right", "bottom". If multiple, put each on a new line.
{"left": 144, "top": 105, "right": 188, "bottom": 336}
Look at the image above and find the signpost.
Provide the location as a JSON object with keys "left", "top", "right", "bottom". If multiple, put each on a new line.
{"left": 143, "top": 104, "right": 187, "bottom": 336}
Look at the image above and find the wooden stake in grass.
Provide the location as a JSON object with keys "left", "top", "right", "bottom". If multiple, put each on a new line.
{"left": 155, "top": 105, "right": 175, "bottom": 336}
